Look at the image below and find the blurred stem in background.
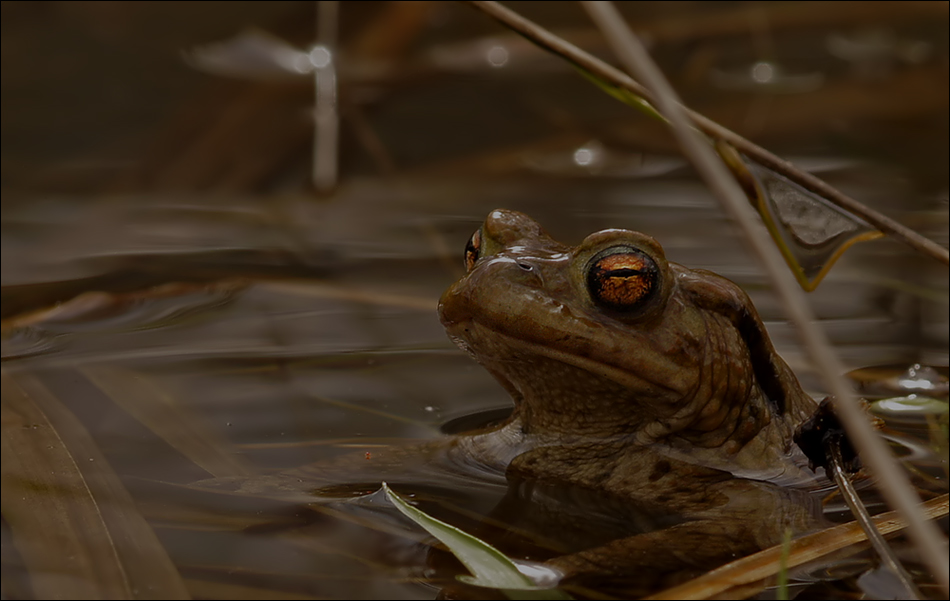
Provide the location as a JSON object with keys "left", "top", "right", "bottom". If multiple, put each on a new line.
{"left": 312, "top": 0, "right": 339, "bottom": 192}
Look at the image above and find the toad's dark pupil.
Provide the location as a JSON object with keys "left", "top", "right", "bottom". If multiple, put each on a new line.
{"left": 464, "top": 229, "right": 481, "bottom": 272}
{"left": 587, "top": 249, "right": 658, "bottom": 312}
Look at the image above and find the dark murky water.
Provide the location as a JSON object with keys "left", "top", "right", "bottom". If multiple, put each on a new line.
{"left": 2, "top": 2, "right": 947, "bottom": 599}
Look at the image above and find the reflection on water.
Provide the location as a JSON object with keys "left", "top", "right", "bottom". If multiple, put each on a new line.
{"left": 1, "top": 2, "right": 947, "bottom": 599}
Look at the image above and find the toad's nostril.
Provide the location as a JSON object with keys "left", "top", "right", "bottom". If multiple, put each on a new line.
{"left": 517, "top": 262, "right": 534, "bottom": 272}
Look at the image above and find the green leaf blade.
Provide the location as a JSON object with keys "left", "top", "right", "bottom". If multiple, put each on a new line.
{"left": 382, "top": 483, "right": 571, "bottom": 599}
{"left": 573, "top": 66, "right": 665, "bottom": 122}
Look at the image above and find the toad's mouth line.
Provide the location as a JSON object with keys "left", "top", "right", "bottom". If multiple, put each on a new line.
{"left": 447, "top": 319, "right": 682, "bottom": 397}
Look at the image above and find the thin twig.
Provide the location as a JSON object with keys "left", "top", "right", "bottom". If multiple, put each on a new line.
{"left": 464, "top": 1, "right": 949, "bottom": 266}
{"left": 826, "top": 442, "right": 921, "bottom": 599}
{"left": 577, "top": 0, "right": 949, "bottom": 594}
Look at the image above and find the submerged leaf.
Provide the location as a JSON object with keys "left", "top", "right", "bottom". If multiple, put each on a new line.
{"left": 1, "top": 370, "right": 189, "bottom": 599}
{"left": 382, "top": 483, "right": 570, "bottom": 599}
{"left": 82, "top": 365, "right": 253, "bottom": 479}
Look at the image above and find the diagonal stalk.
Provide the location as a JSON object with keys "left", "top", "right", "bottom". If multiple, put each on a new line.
{"left": 575, "top": 0, "right": 949, "bottom": 594}
{"left": 826, "top": 442, "right": 921, "bottom": 599}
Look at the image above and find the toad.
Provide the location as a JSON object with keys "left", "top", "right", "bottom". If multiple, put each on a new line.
{"left": 201, "top": 209, "right": 826, "bottom": 592}
{"left": 436, "top": 209, "right": 824, "bottom": 589}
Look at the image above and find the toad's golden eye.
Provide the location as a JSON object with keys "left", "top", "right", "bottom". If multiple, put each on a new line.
{"left": 587, "top": 247, "right": 659, "bottom": 312}
{"left": 464, "top": 228, "right": 482, "bottom": 272}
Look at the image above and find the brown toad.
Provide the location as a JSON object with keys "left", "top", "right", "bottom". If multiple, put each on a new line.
{"left": 436, "top": 209, "right": 823, "bottom": 588}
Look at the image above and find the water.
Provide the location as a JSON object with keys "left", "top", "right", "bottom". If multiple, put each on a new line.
{"left": 1, "top": 2, "right": 947, "bottom": 599}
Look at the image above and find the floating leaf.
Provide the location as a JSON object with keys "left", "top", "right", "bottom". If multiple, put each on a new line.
{"left": 871, "top": 395, "right": 949, "bottom": 417}
{"left": 717, "top": 141, "right": 883, "bottom": 291}
{"left": 382, "top": 483, "right": 570, "bottom": 600}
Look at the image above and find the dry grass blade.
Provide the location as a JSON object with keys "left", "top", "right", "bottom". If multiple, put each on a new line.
{"left": 1, "top": 370, "right": 189, "bottom": 599}
{"left": 464, "top": 1, "right": 949, "bottom": 266}
{"left": 645, "top": 493, "right": 949, "bottom": 600}
{"left": 82, "top": 365, "right": 252, "bottom": 479}
{"left": 1, "top": 280, "right": 246, "bottom": 331}
{"left": 579, "top": 0, "right": 949, "bottom": 594}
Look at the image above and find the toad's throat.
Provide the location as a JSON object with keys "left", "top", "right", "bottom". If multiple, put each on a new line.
{"left": 449, "top": 321, "right": 711, "bottom": 437}
{"left": 447, "top": 318, "right": 785, "bottom": 452}
{"left": 448, "top": 319, "right": 684, "bottom": 397}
